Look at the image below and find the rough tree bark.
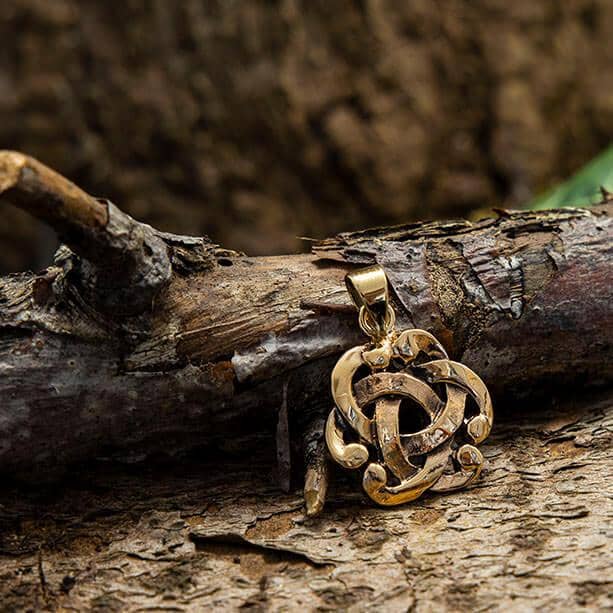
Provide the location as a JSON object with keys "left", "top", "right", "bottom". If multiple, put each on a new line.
{"left": 1, "top": 391, "right": 611, "bottom": 610}
{"left": 0, "top": 153, "right": 611, "bottom": 611}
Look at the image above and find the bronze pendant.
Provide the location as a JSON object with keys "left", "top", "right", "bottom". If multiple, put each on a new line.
{"left": 326, "top": 265, "right": 493, "bottom": 506}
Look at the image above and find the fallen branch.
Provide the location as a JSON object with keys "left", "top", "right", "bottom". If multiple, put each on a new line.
{"left": 0, "top": 153, "right": 611, "bottom": 514}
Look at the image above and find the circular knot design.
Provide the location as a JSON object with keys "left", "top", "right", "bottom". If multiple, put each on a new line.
{"left": 326, "top": 329, "right": 493, "bottom": 506}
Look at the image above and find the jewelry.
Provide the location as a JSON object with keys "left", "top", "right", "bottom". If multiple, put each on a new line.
{"left": 325, "top": 265, "right": 493, "bottom": 505}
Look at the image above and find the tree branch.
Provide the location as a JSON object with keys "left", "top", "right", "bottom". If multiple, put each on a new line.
{"left": 0, "top": 151, "right": 172, "bottom": 314}
{"left": 0, "top": 154, "right": 611, "bottom": 493}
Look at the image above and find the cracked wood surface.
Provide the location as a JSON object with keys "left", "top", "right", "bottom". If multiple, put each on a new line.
{"left": 1, "top": 391, "right": 610, "bottom": 611}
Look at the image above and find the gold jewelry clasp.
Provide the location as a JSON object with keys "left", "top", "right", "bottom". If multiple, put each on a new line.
{"left": 345, "top": 265, "right": 395, "bottom": 341}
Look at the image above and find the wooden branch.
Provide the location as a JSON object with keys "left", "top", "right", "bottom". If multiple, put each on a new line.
{"left": 303, "top": 415, "right": 330, "bottom": 516}
{"left": 0, "top": 154, "right": 611, "bottom": 493}
{"left": 0, "top": 151, "right": 172, "bottom": 314}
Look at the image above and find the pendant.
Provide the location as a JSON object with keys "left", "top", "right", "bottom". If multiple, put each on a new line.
{"left": 326, "top": 265, "right": 493, "bottom": 506}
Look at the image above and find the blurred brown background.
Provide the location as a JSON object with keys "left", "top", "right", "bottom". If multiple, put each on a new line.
{"left": 1, "top": 1, "right": 612, "bottom": 273}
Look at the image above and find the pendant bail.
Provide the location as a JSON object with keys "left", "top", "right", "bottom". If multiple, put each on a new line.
{"left": 345, "top": 265, "right": 394, "bottom": 339}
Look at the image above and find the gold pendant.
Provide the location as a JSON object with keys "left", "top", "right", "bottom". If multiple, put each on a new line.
{"left": 326, "top": 265, "right": 493, "bottom": 505}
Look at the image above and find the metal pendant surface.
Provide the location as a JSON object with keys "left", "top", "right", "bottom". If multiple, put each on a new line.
{"left": 326, "top": 265, "right": 493, "bottom": 506}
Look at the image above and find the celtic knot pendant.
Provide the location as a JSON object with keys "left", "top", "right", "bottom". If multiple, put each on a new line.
{"left": 326, "top": 265, "right": 493, "bottom": 506}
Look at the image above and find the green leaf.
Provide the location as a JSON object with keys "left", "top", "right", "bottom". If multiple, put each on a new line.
{"left": 526, "top": 145, "right": 613, "bottom": 210}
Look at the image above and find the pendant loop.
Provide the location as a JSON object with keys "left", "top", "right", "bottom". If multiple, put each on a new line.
{"left": 345, "top": 265, "right": 393, "bottom": 340}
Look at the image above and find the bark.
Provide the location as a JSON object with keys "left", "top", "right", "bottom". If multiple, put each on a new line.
{"left": 0, "top": 390, "right": 611, "bottom": 611}
{"left": 2, "top": 1, "right": 613, "bottom": 271}
{"left": 0, "top": 153, "right": 611, "bottom": 487}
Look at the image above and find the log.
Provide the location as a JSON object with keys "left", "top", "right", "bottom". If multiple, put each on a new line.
{"left": 0, "top": 152, "right": 611, "bottom": 492}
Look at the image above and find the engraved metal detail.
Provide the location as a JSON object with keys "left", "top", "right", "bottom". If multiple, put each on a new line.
{"left": 326, "top": 266, "right": 493, "bottom": 506}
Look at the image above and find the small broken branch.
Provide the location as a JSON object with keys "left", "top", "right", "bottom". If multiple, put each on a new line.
{"left": 275, "top": 379, "right": 291, "bottom": 493}
{"left": 0, "top": 151, "right": 108, "bottom": 231}
{"left": 302, "top": 415, "right": 330, "bottom": 516}
{"left": 0, "top": 151, "right": 171, "bottom": 314}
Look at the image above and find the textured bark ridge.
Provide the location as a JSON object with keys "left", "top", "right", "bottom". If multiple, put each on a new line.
{"left": 0, "top": 153, "right": 612, "bottom": 610}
